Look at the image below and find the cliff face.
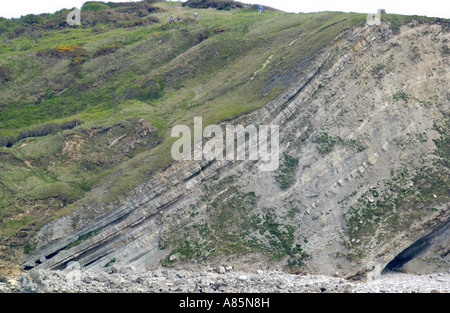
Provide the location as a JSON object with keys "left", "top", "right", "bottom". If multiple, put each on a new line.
{"left": 22, "top": 20, "right": 449, "bottom": 280}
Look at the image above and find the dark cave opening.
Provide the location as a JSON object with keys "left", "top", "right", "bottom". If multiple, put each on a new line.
{"left": 383, "top": 220, "right": 449, "bottom": 273}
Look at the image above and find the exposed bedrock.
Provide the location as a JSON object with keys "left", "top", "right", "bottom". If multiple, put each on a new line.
{"left": 23, "top": 21, "right": 449, "bottom": 280}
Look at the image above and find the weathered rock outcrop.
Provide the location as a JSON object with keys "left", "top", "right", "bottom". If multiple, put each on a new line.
{"left": 23, "top": 21, "right": 449, "bottom": 280}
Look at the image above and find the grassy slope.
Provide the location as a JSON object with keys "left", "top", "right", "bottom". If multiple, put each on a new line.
{"left": 0, "top": 2, "right": 366, "bottom": 241}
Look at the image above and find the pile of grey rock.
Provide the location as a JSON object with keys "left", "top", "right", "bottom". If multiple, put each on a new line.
{"left": 0, "top": 270, "right": 39, "bottom": 293}
{"left": 1, "top": 263, "right": 448, "bottom": 293}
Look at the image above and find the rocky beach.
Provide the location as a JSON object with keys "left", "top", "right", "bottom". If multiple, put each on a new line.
{"left": 1, "top": 265, "right": 448, "bottom": 293}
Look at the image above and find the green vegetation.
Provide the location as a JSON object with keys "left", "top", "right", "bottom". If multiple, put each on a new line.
{"left": 92, "top": 43, "right": 123, "bottom": 58}
{"left": 344, "top": 117, "right": 449, "bottom": 260}
{"left": 23, "top": 240, "right": 37, "bottom": 255}
{"left": 82, "top": 1, "right": 111, "bottom": 12}
{"left": 256, "top": 211, "right": 309, "bottom": 269}
{"left": 0, "top": 3, "right": 365, "bottom": 134}
{"left": 0, "top": 117, "right": 160, "bottom": 242}
{"left": 315, "top": 132, "right": 367, "bottom": 155}
{"left": 316, "top": 132, "right": 338, "bottom": 154}
{"left": 0, "top": 0, "right": 446, "bottom": 272}
{"left": 21, "top": 14, "right": 45, "bottom": 26}
{"left": 276, "top": 152, "right": 299, "bottom": 190}
{"left": 183, "top": 0, "right": 244, "bottom": 10}
{"left": 64, "top": 228, "right": 102, "bottom": 250}
{"left": 371, "top": 63, "right": 385, "bottom": 79}
{"left": 381, "top": 13, "right": 447, "bottom": 34}
{"left": 442, "top": 45, "right": 450, "bottom": 55}
{"left": 163, "top": 175, "right": 308, "bottom": 271}
{"left": 0, "top": 65, "right": 13, "bottom": 83}
{"left": 104, "top": 257, "right": 117, "bottom": 267}
{"left": 393, "top": 90, "right": 408, "bottom": 102}
{"left": 0, "top": 2, "right": 366, "bottom": 258}
{"left": 0, "top": 119, "right": 81, "bottom": 148}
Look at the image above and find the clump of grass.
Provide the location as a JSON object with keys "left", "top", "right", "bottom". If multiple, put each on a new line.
{"left": 23, "top": 240, "right": 37, "bottom": 254}
{"left": 315, "top": 132, "right": 367, "bottom": 155}
{"left": 276, "top": 152, "right": 299, "bottom": 190}
{"left": 92, "top": 43, "right": 123, "bottom": 58}
{"left": 372, "top": 63, "right": 385, "bottom": 79}
{"left": 121, "top": 78, "right": 165, "bottom": 102}
{"left": 64, "top": 228, "right": 102, "bottom": 250}
{"left": 316, "top": 132, "right": 337, "bottom": 155}
{"left": 393, "top": 90, "right": 408, "bottom": 102}
{"left": 182, "top": 0, "right": 244, "bottom": 10}
{"left": 104, "top": 258, "right": 117, "bottom": 267}
{"left": 257, "top": 211, "right": 309, "bottom": 268}
{"left": 37, "top": 44, "right": 87, "bottom": 58}
{"left": 0, "top": 65, "right": 13, "bottom": 83}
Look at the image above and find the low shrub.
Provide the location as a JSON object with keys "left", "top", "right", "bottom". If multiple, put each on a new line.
{"left": 0, "top": 119, "right": 82, "bottom": 148}
{"left": 81, "top": 1, "right": 111, "bottom": 12}
{"left": 59, "top": 119, "right": 82, "bottom": 130}
{"left": 37, "top": 44, "right": 87, "bottom": 59}
{"left": 122, "top": 78, "right": 165, "bottom": 102}
{"left": 213, "top": 27, "right": 226, "bottom": 34}
{"left": 193, "top": 31, "right": 210, "bottom": 45}
{"left": 21, "top": 14, "right": 44, "bottom": 25}
{"left": 182, "top": 0, "right": 244, "bottom": 10}
{"left": 37, "top": 44, "right": 89, "bottom": 75}
{"left": 393, "top": 90, "right": 408, "bottom": 102}
{"left": 0, "top": 66, "right": 13, "bottom": 84}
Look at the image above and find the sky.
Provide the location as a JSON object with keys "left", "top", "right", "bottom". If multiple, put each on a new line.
{"left": 1, "top": 0, "right": 449, "bottom": 19}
